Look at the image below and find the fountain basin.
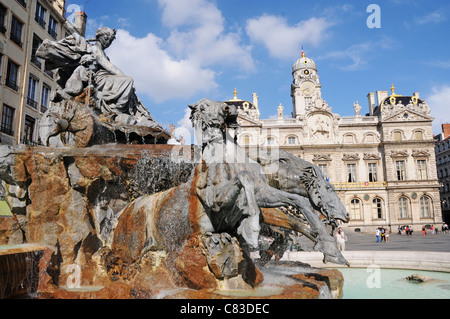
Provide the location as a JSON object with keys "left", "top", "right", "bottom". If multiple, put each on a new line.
{"left": 270, "top": 251, "right": 450, "bottom": 272}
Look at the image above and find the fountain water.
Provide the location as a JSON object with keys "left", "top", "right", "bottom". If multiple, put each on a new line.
{"left": 0, "top": 245, "right": 47, "bottom": 298}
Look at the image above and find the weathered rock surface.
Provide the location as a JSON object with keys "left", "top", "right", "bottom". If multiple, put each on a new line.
{"left": 0, "top": 144, "right": 193, "bottom": 288}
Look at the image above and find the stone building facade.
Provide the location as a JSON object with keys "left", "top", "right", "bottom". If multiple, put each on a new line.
{"left": 0, "top": 0, "right": 86, "bottom": 146}
{"left": 435, "top": 124, "right": 450, "bottom": 225}
{"left": 230, "top": 52, "right": 443, "bottom": 233}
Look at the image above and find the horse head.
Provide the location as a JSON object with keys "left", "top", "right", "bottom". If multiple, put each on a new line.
{"left": 188, "top": 98, "right": 239, "bottom": 147}
{"left": 259, "top": 150, "right": 350, "bottom": 225}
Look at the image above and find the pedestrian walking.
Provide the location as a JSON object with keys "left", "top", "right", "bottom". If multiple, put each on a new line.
{"left": 409, "top": 226, "right": 413, "bottom": 236}
{"left": 385, "top": 228, "right": 390, "bottom": 242}
{"left": 380, "top": 227, "right": 386, "bottom": 242}
{"left": 335, "top": 227, "right": 346, "bottom": 251}
{"left": 376, "top": 228, "right": 380, "bottom": 242}
{"left": 422, "top": 226, "right": 426, "bottom": 237}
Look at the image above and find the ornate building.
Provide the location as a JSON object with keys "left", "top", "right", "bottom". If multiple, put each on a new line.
{"left": 435, "top": 124, "right": 450, "bottom": 225}
{"left": 0, "top": 0, "right": 86, "bottom": 146}
{"left": 229, "top": 51, "right": 443, "bottom": 233}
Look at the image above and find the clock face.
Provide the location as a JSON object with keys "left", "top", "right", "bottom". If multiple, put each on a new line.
{"left": 300, "top": 81, "right": 314, "bottom": 95}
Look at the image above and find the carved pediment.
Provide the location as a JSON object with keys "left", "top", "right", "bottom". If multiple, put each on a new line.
{"left": 390, "top": 150, "right": 409, "bottom": 158}
{"left": 412, "top": 149, "right": 431, "bottom": 158}
{"left": 313, "top": 154, "right": 332, "bottom": 162}
{"left": 382, "top": 109, "right": 433, "bottom": 123}
{"left": 342, "top": 153, "right": 360, "bottom": 161}
{"left": 237, "top": 113, "right": 261, "bottom": 126}
{"left": 363, "top": 153, "right": 381, "bottom": 160}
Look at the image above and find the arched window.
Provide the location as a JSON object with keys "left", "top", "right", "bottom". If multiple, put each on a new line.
{"left": 364, "top": 134, "right": 375, "bottom": 143}
{"left": 420, "top": 196, "right": 432, "bottom": 218}
{"left": 415, "top": 131, "right": 424, "bottom": 141}
{"left": 267, "top": 137, "right": 275, "bottom": 145}
{"left": 394, "top": 131, "right": 402, "bottom": 142}
{"left": 344, "top": 134, "right": 355, "bottom": 144}
{"left": 350, "top": 198, "right": 362, "bottom": 220}
{"left": 372, "top": 198, "right": 383, "bottom": 219}
{"left": 398, "top": 197, "right": 409, "bottom": 219}
{"left": 287, "top": 136, "right": 296, "bottom": 145}
{"left": 242, "top": 135, "right": 250, "bottom": 145}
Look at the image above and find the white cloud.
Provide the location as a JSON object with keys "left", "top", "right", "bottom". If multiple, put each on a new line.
{"left": 107, "top": 30, "right": 217, "bottom": 103}
{"left": 175, "top": 107, "right": 196, "bottom": 145}
{"left": 425, "top": 85, "right": 450, "bottom": 135}
{"left": 319, "top": 36, "right": 396, "bottom": 71}
{"left": 246, "top": 15, "right": 332, "bottom": 60}
{"left": 159, "top": 0, "right": 254, "bottom": 71}
{"left": 415, "top": 10, "right": 447, "bottom": 25}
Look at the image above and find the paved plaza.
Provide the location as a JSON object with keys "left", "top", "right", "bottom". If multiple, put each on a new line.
{"left": 296, "top": 229, "right": 450, "bottom": 253}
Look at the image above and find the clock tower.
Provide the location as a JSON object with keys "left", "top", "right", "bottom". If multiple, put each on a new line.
{"left": 291, "top": 50, "right": 322, "bottom": 119}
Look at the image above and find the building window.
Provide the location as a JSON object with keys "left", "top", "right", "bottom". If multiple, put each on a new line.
{"left": 41, "top": 85, "right": 50, "bottom": 113}
{"left": 350, "top": 199, "right": 361, "bottom": 220}
{"left": 17, "top": 0, "right": 27, "bottom": 9}
{"left": 48, "top": 15, "right": 58, "bottom": 39}
{"left": 415, "top": 131, "right": 423, "bottom": 141}
{"left": 10, "top": 16, "right": 23, "bottom": 47}
{"left": 420, "top": 196, "right": 431, "bottom": 218}
{"left": 35, "top": 2, "right": 47, "bottom": 28}
{"left": 398, "top": 197, "right": 409, "bottom": 219}
{"left": 347, "top": 163, "right": 357, "bottom": 182}
{"left": 288, "top": 136, "right": 296, "bottom": 145}
{"left": 0, "top": 3, "right": 7, "bottom": 35}
{"left": 372, "top": 198, "right": 383, "bottom": 219}
{"left": 267, "top": 137, "right": 275, "bottom": 145}
{"left": 1, "top": 105, "right": 15, "bottom": 136}
{"left": 23, "top": 115, "right": 36, "bottom": 144}
{"left": 417, "top": 160, "right": 428, "bottom": 180}
{"left": 368, "top": 163, "right": 377, "bottom": 182}
{"left": 6, "top": 59, "right": 20, "bottom": 91}
{"left": 396, "top": 160, "right": 406, "bottom": 181}
{"left": 394, "top": 131, "right": 402, "bottom": 142}
{"left": 305, "top": 97, "right": 313, "bottom": 108}
{"left": 31, "top": 34, "right": 43, "bottom": 69}
{"left": 365, "top": 134, "right": 375, "bottom": 143}
{"left": 344, "top": 134, "right": 354, "bottom": 144}
{"left": 27, "top": 76, "right": 39, "bottom": 109}
{"left": 318, "top": 164, "right": 328, "bottom": 178}
{"left": 0, "top": 53, "right": 3, "bottom": 81}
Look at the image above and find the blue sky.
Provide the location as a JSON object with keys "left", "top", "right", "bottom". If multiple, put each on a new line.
{"left": 66, "top": 0, "right": 450, "bottom": 140}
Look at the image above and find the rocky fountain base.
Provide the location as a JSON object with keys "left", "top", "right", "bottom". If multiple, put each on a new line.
{"left": 0, "top": 144, "right": 343, "bottom": 299}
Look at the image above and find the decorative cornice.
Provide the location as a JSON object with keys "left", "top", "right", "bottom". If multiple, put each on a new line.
{"left": 363, "top": 153, "right": 381, "bottom": 160}
{"left": 390, "top": 150, "right": 409, "bottom": 158}
{"left": 342, "top": 153, "right": 360, "bottom": 161}
{"left": 411, "top": 149, "right": 430, "bottom": 158}
{"left": 312, "top": 154, "right": 332, "bottom": 162}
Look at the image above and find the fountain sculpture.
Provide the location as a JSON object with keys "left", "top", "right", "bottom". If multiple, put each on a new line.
{"left": 0, "top": 27, "right": 349, "bottom": 299}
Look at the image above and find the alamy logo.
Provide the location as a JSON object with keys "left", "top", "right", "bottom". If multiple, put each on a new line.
{"left": 66, "top": 264, "right": 81, "bottom": 289}
{"left": 366, "top": 264, "right": 381, "bottom": 288}
{"left": 367, "top": 4, "right": 381, "bottom": 29}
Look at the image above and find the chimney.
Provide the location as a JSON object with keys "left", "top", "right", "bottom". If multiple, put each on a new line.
{"left": 376, "top": 90, "right": 388, "bottom": 105}
{"left": 74, "top": 11, "right": 88, "bottom": 37}
{"left": 443, "top": 124, "right": 450, "bottom": 139}
{"left": 367, "top": 92, "right": 376, "bottom": 116}
{"left": 252, "top": 93, "right": 259, "bottom": 109}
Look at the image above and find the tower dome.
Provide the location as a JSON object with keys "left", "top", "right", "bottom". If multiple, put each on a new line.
{"left": 292, "top": 50, "right": 316, "bottom": 72}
